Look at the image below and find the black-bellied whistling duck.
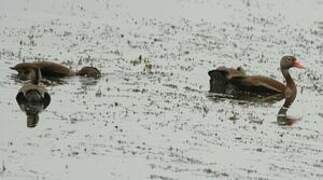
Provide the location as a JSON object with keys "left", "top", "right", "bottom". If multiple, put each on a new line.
{"left": 208, "top": 56, "right": 304, "bottom": 121}
{"left": 10, "top": 61, "right": 101, "bottom": 81}
{"left": 16, "top": 68, "right": 51, "bottom": 128}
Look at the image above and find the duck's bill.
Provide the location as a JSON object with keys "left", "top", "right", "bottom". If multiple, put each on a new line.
{"left": 294, "top": 59, "right": 304, "bottom": 69}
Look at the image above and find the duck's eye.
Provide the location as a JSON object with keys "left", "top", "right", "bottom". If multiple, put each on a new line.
{"left": 288, "top": 57, "right": 295, "bottom": 62}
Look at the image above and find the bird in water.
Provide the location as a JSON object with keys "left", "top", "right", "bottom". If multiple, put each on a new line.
{"left": 10, "top": 61, "right": 101, "bottom": 81}
{"left": 16, "top": 68, "right": 51, "bottom": 128}
{"left": 208, "top": 56, "right": 304, "bottom": 125}
{"left": 276, "top": 56, "right": 304, "bottom": 125}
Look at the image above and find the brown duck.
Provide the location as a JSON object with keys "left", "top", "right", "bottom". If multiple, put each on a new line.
{"left": 208, "top": 55, "right": 304, "bottom": 117}
{"left": 16, "top": 68, "right": 51, "bottom": 128}
{"left": 11, "top": 61, "right": 101, "bottom": 81}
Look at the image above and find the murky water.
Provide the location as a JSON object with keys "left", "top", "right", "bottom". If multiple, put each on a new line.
{"left": 1, "top": 0, "right": 323, "bottom": 179}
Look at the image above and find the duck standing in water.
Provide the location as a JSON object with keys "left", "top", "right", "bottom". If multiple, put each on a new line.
{"left": 10, "top": 61, "right": 101, "bottom": 81}
{"left": 208, "top": 56, "right": 304, "bottom": 123}
{"left": 16, "top": 68, "right": 51, "bottom": 128}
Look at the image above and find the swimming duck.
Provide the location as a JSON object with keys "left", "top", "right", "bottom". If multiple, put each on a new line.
{"left": 11, "top": 61, "right": 101, "bottom": 81}
{"left": 209, "top": 56, "right": 303, "bottom": 95}
{"left": 208, "top": 55, "right": 304, "bottom": 120}
{"left": 16, "top": 68, "right": 51, "bottom": 128}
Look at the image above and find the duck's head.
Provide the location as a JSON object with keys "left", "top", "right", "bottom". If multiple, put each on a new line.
{"left": 280, "top": 56, "right": 304, "bottom": 70}
{"left": 76, "top": 67, "right": 101, "bottom": 79}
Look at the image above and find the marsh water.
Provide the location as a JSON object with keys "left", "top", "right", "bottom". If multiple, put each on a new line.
{"left": 1, "top": 0, "right": 323, "bottom": 179}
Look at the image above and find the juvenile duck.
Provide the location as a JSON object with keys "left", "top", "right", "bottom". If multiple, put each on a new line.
{"left": 11, "top": 61, "right": 101, "bottom": 81}
{"left": 16, "top": 68, "right": 51, "bottom": 128}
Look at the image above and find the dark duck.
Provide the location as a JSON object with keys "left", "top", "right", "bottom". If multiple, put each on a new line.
{"left": 208, "top": 56, "right": 304, "bottom": 123}
{"left": 11, "top": 61, "right": 101, "bottom": 81}
{"left": 16, "top": 68, "right": 51, "bottom": 128}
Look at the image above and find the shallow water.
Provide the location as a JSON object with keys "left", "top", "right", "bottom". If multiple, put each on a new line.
{"left": 1, "top": 0, "right": 323, "bottom": 179}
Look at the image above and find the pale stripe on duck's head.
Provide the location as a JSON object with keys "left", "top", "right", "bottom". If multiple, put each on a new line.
{"left": 280, "top": 56, "right": 304, "bottom": 69}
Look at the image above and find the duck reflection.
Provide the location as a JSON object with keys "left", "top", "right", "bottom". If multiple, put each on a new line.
{"left": 277, "top": 115, "right": 301, "bottom": 126}
{"left": 16, "top": 68, "right": 51, "bottom": 128}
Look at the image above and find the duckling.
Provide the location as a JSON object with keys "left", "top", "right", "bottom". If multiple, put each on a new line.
{"left": 10, "top": 61, "right": 101, "bottom": 81}
{"left": 16, "top": 68, "right": 51, "bottom": 128}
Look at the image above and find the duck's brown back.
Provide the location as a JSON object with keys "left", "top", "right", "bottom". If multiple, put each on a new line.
{"left": 213, "top": 66, "right": 246, "bottom": 79}
{"left": 12, "top": 62, "right": 74, "bottom": 78}
{"left": 34, "top": 62, "right": 74, "bottom": 77}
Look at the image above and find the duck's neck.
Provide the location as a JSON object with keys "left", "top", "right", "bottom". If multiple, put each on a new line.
{"left": 278, "top": 68, "right": 297, "bottom": 116}
{"left": 282, "top": 69, "right": 295, "bottom": 88}
{"left": 32, "top": 68, "right": 41, "bottom": 85}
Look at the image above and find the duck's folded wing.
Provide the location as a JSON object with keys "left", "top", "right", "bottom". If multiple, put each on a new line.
{"left": 230, "top": 75, "right": 286, "bottom": 94}
{"left": 36, "top": 62, "right": 73, "bottom": 77}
